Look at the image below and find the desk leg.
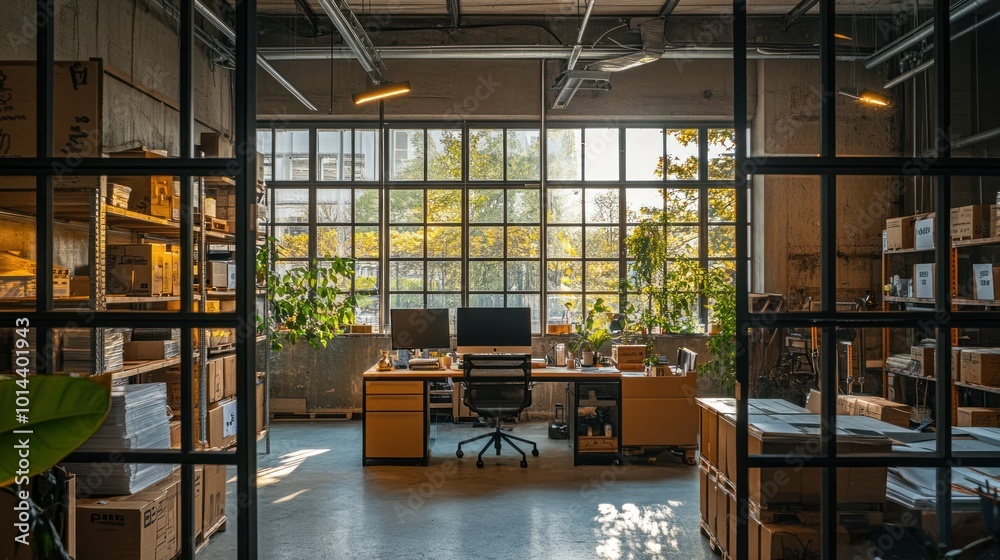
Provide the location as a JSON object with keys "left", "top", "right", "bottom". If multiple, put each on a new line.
{"left": 362, "top": 380, "right": 368, "bottom": 467}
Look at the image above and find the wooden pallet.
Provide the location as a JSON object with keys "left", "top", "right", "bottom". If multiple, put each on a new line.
{"left": 699, "top": 519, "right": 723, "bottom": 556}
{"left": 206, "top": 217, "right": 229, "bottom": 232}
{"left": 270, "top": 410, "right": 353, "bottom": 421}
{"left": 750, "top": 500, "right": 884, "bottom": 526}
{"left": 195, "top": 516, "right": 227, "bottom": 552}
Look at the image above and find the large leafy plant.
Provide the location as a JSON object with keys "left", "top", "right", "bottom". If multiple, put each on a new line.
{"left": 569, "top": 298, "right": 611, "bottom": 354}
{"left": 698, "top": 266, "right": 737, "bottom": 394}
{"left": 1, "top": 374, "right": 112, "bottom": 559}
{"left": 257, "top": 238, "right": 357, "bottom": 352}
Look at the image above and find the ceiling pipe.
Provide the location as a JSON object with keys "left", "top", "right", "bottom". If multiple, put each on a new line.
{"left": 567, "top": 0, "right": 597, "bottom": 71}
{"left": 952, "top": 126, "right": 1000, "bottom": 150}
{"left": 783, "top": 0, "right": 819, "bottom": 29}
{"left": 314, "top": 0, "right": 388, "bottom": 81}
{"left": 258, "top": 45, "right": 868, "bottom": 61}
{"left": 554, "top": 0, "right": 598, "bottom": 109}
{"left": 193, "top": 0, "right": 318, "bottom": 111}
{"left": 865, "top": 0, "right": 994, "bottom": 69}
{"left": 881, "top": 9, "right": 1000, "bottom": 89}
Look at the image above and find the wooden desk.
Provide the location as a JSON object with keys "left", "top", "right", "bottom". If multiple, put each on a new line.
{"left": 362, "top": 365, "right": 623, "bottom": 466}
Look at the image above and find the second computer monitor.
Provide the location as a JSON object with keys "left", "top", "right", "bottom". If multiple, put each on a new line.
{"left": 390, "top": 308, "right": 451, "bottom": 351}
{"left": 456, "top": 307, "right": 532, "bottom": 354}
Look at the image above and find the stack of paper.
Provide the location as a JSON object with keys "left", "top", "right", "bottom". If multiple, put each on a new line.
{"left": 888, "top": 429, "right": 1000, "bottom": 510}
{"left": 61, "top": 328, "right": 125, "bottom": 373}
{"left": 66, "top": 383, "right": 174, "bottom": 496}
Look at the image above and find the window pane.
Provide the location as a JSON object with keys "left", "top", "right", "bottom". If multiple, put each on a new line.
{"left": 355, "top": 261, "right": 380, "bottom": 291}
{"left": 667, "top": 226, "right": 699, "bottom": 258}
{"left": 547, "top": 128, "right": 582, "bottom": 180}
{"left": 626, "top": 188, "right": 662, "bottom": 222}
{"left": 547, "top": 226, "right": 583, "bottom": 258}
{"left": 547, "top": 294, "right": 583, "bottom": 324}
{"left": 427, "top": 189, "right": 462, "bottom": 223}
{"left": 664, "top": 188, "right": 700, "bottom": 222}
{"left": 389, "top": 190, "right": 424, "bottom": 223}
{"left": 507, "top": 261, "right": 540, "bottom": 292}
{"left": 390, "top": 293, "right": 424, "bottom": 308}
{"left": 708, "top": 188, "right": 736, "bottom": 222}
{"left": 547, "top": 261, "right": 582, "bottom": 291}
{"left": 274, "top": 129, "right": 309, "bottom": 181}
{"left": 585, "top": 226, "right": 619, "bottom": 258}
{"left": 470, "top": 261, "right": 503, "bottom": 291}
{"left": 273, "top": 225, "right": 309, "bottom": 258}
{"left": 316, "top": 189, "right": 352, "bottom": 223}
{"left": 625, "top": 128, "right": 662, "bottom": 181}
{"left": 354, "top": 129, "right": 380, "bottom": 181}
{"left": 707, "top": 129, "right": 736, "bottom": 180}
{"left": 355, "top": 189, "right": 380, "bottom": 223}
{"left": 469, "top": 226, "right": 504, "bottom": 258}
{"left": 427, "top": 226, "right": 462, "bottom": 258}
{"left": 355, "top": 226, "right": 380, "bottom": 258}
{"left": 256, "top": 129, "right": 273, "bottom": 181}
{"left": 317, "top": 129, "right": 352, "bottom": 181}
{"left": 275, "top": 261, "right": 306, "bottom": 276}
{"left": 427, "top": 294, "right": 461, "bottom": 316}
{"left": 389, "top": 226, "right": 424, "bottom": 257}
{"left": 586, "top": 261, "right": 620, "bottom": 292}
{"left": 507, "top": 129, "right": 540, "bottom": 181}
{"left": 427, "top": 261, "right": 461, "bottom": 291}
{"left": 469, "top": 129, "right": 504, "bottom": 181}
{"left": 469, "top": 189, "right": 504, "bottom": 223}
{"left": 469, "top": 294, "right": 504, "bottom": 307}
{"left": 507, "top": 189, "right": 540, "bottom": 222}
{"left": 273, "top": 189, "right": 309, "bottom": 222}
{"left": 389, "top": 129, "right": 424, "bottom": 180}
{"left": 709, "top": 226, "right": 737, "bottom": 258}
{"left": 585, "top": 188, "right": 619, "bottom": 223}
{"left": 584, "top": 128, "right": 619, "bottom": 181}
{"left": 547, "top": 188, "right": 583, "bottom": 223}
{"left": 355, "top": 289, "right": 379, "bottom": 325}
{"left": 585, "top": 294, "right": 618, "bottom": 313}
{"left": 427, "top": 129, "right": 462, "bottom": 181}
{"left": 507, "top": 294, "right": 541, "bottom": 332}
{"left": 664, "top": 128, "right": 700, "bottom": 180}
{"left": 508, "top": 226, "right": 540, "bottom": 258}
{"left": 389, "top": 261, "right": 424, "bottom": 291}
{"left": 316, "top": 226, "right": 351, "bottom": 258}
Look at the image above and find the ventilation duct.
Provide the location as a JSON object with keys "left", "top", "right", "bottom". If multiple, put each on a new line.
{"left": 586, "top": 20, "right": 665, "bottom": 73}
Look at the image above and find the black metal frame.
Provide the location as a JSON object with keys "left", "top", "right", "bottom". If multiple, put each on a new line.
{"left": 732, "top": 0, "right": 995, "bottom": 559}
{"left": 4, "top": 1, "right": 258, "bottom": 558}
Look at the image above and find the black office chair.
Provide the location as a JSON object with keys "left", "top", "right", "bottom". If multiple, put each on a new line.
{"left": 455, "top": 354, "right": 539, "bottom": 468}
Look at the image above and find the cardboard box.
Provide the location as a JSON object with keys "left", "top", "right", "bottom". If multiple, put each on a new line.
{"left": 208, "top": 358, "right": 225, "bottom": 403}
{"left": 204, "top": 299, "right": 221, "bottom": 313}
{"left": 204, "top": 197, "right": 217, "bottom": 218}
{"left": 123, "top": 340, "right": 172, "bottom": 362}
{"left": 612, "top": 345, "right": 646, "bottom": 364}
{"left": 951, "top": 205, "right": 991, "bottom": 239}
{"left": 911, "top": 346, "right": 935, "bottom": 377}
{"left": 851, "top": 396, "right": 911, "bottom": 428}
{"left": 223, "top": 354, "right": 237, "bottom": 399}
{"left": 885, "top": 216, "right": 915, "bottom": 250}
{"left": 952, "top": 348, "right": 962, "bottom": 381}
{"left": 107, "top": 182, "right": 131, "bottom": 209}
{"left": 207, "top": 398, "right": 237, "bottom": 448}
{"left": 161, "top": 251, "right": 174, "bottom": 297}
{"left": 700, "top": 406, "right": 719, "bottom": 465}
{"left": 71, "top": 275, "right": 91, "bottom": 297}
{"left": 961, "top": 349, "right": 977, "bottom": 382}
{"left": 914, "top": 216, "right": 935, "bottom": 250}
{"left": 913, "top": 263, "right": 935, "bottom": 299}
{"left": 256, "top": 378, "right": 266, "bottom": 434}
{"left": 107, "top": 243, "right": 166, "bottom": 296}
{"left": 200, "top": 132, "right": 233, "bottom": 158}
{"left": 972, "top": 264, "right": 1000, "bottom": 300}
{"left": 169, "top": 420, "right": 180, "bottom": 449}
{"left": 108, "top": 175, "right": 174, "bottom": 219}
{"left": 76, "top": 475, "right": 178, "bottom": 560}
{"left": 206, "top": 262, "right": 230, "bottom": 288}
{"left": 968, "top": 350, "right": 1000, "bottom": 386}
{"left": 699, "top": 460, "right": 710, "bottom": 524}
{"left": 957, "top": 407, "right": 1000, "bottom": 427}
{"left": 758, "top": 522, "right": 821, "bottom": 560}
{"left": 203, "top": 464, "right": 227, "bottom": 535}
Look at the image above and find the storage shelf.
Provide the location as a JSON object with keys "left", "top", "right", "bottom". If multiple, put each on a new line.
{"left": 883, "top": 296, "right": 935, "bottom": 305}
{"left": 952, "top": 298, "right": 1000, "bottom": 307}
{"left": 952, "top": 236, "right": 1000, "bottom": 249}
{"left": 889, "top": 369, "right": 935, "bottom": 381}
{"left": 883, "top": 247, "right": 935, "bottom": 254}
{"left": 104, "top": 356, "right": 182, "bottom": 381}
{"left": 955, "top": 381, "right": 1000, "bottom": 395}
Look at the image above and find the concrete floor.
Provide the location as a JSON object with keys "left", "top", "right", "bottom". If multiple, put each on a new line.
{"left": 198, "top": 421, "right": 715, "bottom": 560}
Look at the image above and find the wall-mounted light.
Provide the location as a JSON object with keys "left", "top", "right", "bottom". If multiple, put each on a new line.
{"left": 838, "top": 88, "right": 891, "bottom": 107}
{"left": 352, "top": 81, "right": 412, "bottom": 105}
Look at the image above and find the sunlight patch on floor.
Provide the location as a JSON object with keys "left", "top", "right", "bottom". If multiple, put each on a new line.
{"left": 593, "top": 502, "right": 683, "bottom": 560}
{"left": 257, "top": 448, "right": 330, "bottom": 487}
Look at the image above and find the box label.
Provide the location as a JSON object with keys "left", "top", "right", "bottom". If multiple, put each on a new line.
{"left": 222, "top": 399, "right": 238, "bottom": 438}
{"left": 914, "top": 218, "right": 934, "bottom": 250}
{"left": 974, "top": 263, "right": 995, "bottom": 300}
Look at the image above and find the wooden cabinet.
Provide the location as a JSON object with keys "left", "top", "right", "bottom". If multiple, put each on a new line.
{"left": 363, "top": 380, "right": 428, "bottom": 464}
{"left": 621, "top": 374, "right": 698, "bottom": 449}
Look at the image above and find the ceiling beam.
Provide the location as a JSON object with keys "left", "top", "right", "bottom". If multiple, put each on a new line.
{"left": 783, "top": 0, "right": 819, "bottom": 29}
{"left": 292, "top": 0, "right": 321, "bottom": 34}
{"left": 657, "top": 0, "right": 682, "bottom": 19}
{"left": 447, "top": 0, "right": 461, "bottom": 28}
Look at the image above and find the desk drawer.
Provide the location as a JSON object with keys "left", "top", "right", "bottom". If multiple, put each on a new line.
{"left": 366, "top": 412, "right": 424, "bottom": 458}
{"left": 366, "top": 380, "right": 423, "bottom": 395}
{"left": 366, "top": 394, "right": 425, "bottom": 412}
{"left": 622, "top": 397, "right": 698, "bottom": 447}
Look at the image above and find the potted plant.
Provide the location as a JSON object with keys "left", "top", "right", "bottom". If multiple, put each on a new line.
{"left": 257, "top": 238, "right": 357, "bottom": 352}
{"left": 698, "top": 266, "right": 737, "bottom": 395}
{"left": 569, "top": 298, "right": 611, "bottom": 366}
{"left": 586, "top": 327, "right": 614, "bottom": 365}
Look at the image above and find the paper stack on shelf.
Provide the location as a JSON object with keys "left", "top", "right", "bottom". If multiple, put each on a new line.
{"left": 888, "top": 429, "right": 1000, "bottom": 510}
{"left": 67, "top": 383, "right": 174, "bottom": 496}
{"left": 61, "top": 328, "right": 125, "bottom": 373}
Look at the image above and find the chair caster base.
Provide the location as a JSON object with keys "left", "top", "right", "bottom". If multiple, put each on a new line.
{"left": 531, "top": 448, "right": 539, "bottom": 457}
{"left": 476, "top": 460, "right": 484, "bottom": 468}
{"left": 520, "top": 460, "right": 528, "bottom": 468}
{"left": 456, "top": 449, "right": 464, "bottom": 458}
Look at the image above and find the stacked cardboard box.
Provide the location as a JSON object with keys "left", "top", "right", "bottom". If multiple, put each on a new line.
{"left": 958, "top": 348, "right": 1000, "bottom": 386}
{"left": 611, "top": 344, "right": 646, "bottom": 372}
{"left": 950, "top": 204, "right": 991, "bottom": 239}
{"left": 107, "top": 243, "right": 168, "bottom": 296}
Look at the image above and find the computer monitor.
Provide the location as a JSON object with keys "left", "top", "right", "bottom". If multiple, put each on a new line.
{"left": 456, "top": 307, "right": 532, "bottom": 354}
{"left": 390, "top": 308, "right": 451, "bottom": 351}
